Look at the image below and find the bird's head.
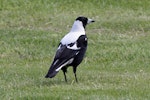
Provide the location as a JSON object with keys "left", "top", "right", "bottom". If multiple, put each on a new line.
{"left": 76, "top": 16, "right": 95, "bottom": 28}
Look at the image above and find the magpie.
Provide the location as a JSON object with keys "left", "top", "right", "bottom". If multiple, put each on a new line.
{"left": 45, "top": 16, "right": 95, "bottom": 82}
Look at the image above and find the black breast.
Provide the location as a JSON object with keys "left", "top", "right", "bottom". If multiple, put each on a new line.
{"left": 77, "top": 35, "right": 88, "bottom": 48}
{"left": 70, "top": 35, "right": 88, "bottom": 67}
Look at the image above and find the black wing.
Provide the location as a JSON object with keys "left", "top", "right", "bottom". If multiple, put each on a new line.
{"left": 45, "top": 43, "right": 80, "bottom": 78}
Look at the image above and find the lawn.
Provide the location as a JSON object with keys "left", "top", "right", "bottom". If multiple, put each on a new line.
{"left": 0, "top": 0, "right": 150, "bottom": 100}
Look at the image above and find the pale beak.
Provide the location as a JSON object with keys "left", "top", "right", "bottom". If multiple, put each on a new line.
{"left": 87, "top": 18, "right": 95, "bottom": 24}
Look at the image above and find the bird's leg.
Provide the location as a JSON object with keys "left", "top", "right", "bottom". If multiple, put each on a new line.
{"left": 74, "top": 72, "right": 78, "bottom": 82}
{"left": 62, "top": 68, "right": 67, "bottom": 82}
{"left": 63, "top": 71, "right": 67, "bottom": 82}
{"left": 73, "top": 67, "right": 78, "bottom": 82}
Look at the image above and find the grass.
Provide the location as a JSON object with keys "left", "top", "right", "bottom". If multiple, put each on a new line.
{"left": 0, "top": 0, "right": 150, "bottom": 100}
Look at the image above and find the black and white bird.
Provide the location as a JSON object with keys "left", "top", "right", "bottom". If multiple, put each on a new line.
{"left": 45, "top": 16, "right": 95, "bottom": 82}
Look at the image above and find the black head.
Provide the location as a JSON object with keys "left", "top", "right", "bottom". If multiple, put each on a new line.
{"left": 76, "top": 16, "right": 95, "bottom": 28}
{"left": 76, "top": 17, "right": 88, "bottom": 28}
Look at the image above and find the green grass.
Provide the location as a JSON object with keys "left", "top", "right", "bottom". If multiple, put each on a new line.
{"left": 0, "top": 0, "right": 150, "bottom": 100}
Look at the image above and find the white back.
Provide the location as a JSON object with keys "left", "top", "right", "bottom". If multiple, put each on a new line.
{"left": 61, "top": 20, "right": 85, "bottom": 45}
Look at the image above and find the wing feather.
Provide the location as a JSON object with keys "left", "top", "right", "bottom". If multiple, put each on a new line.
{"left": 45, "top": 43, "right": 80, "bottom": 78}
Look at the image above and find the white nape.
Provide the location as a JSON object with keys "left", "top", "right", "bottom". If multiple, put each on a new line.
{"left": 61, "top": 20, "right": 85, "bottom": 45}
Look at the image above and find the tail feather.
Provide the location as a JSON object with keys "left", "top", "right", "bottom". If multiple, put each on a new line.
{"left": 45, "top": 59, "right": 67, "bottom": 78}
{"left": 45, "top": 70, "right": 58, "bottom": 78}
{"left": 45, "top": 64, "right": 59, "bottom": 78}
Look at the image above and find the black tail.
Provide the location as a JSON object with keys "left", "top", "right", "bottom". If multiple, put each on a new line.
{"left": 45, "top": 63, "right": 59, "bottom": 78}
{"left": 45, "top": 59, "right": 66, "bottom": 78}
{"left": 45, "top": 57, "right": 70, "bottom": 78}
{"left": 45, "top": 70, "right": 58, "bottom": 78}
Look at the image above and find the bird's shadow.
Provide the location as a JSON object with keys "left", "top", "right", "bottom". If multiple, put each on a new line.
{"left": 38, "top": 78, "right": 77, "bottom": 87}
{"left": 42, "top": 79, "right": 65, "bottom": 86}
